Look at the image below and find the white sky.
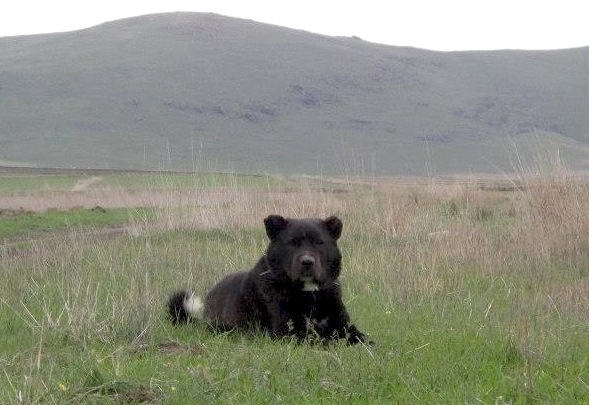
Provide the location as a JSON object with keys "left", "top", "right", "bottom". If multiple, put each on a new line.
{"left": 0, "top": 0, "right": 587, "bottom": 51}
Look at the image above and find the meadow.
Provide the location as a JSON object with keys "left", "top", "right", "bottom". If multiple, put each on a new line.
{"left": 1, "top": 167, "right": 588, "bottom": 404}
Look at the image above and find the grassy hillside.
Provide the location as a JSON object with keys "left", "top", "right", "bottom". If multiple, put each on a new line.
{"left": 1, "top": 13, "right": 588, "bottom": 175}
{"left": 1, "top": 169, "right": 589, "bottom": 403}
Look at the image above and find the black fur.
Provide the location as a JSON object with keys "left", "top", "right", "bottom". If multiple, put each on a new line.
{"left": 167, "top": 291, "right": 193, "bottom": 325}
{"left": 168, "top": 215, "right": 370, "bottom": 345}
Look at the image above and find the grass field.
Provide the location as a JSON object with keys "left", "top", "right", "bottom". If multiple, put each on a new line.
{"left": 1, "top": 168, "right": 588, "bottom": 404}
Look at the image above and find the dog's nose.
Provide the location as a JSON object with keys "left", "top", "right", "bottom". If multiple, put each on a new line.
{"left": 300, "top": 255, "right": 315, "bottom": 268}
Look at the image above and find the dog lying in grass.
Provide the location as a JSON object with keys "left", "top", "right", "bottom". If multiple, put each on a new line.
{"left": 168, "top": 215, "right": 370, "bottom": 345}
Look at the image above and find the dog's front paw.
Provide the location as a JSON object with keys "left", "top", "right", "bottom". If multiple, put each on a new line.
{"left": 346, "top": 324, "right": 375, "bottom": 346}
{"left": 270, "top": 320, "right": 291, "bottom": 338}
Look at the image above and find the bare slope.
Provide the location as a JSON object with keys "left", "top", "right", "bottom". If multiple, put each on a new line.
{"left": 1, "top": 12, "right": 588, "bottom": 175}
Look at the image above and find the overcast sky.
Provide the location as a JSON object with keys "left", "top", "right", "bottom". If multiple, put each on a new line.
{"left": 0, "top": 0, "right": 587, "bottom": 51}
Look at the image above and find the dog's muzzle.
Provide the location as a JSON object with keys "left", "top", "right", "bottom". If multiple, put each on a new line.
{"left": 297, "top": 254, "right": 321, "bottom": 291}
{"left": 299, "top": 254, "right": 316, "bottom": 277}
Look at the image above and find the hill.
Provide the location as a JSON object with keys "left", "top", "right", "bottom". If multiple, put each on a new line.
{"left": 1, "top": 12, "right": 588, "bottom": 175}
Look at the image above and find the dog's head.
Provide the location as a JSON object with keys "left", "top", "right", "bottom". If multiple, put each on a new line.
{"left": 264, "top": 215, "right": 343, "bottom": 290}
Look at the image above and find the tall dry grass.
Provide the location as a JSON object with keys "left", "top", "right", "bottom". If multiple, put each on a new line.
{"left": 116, "top": 168, "right": 589, "bottom": 324}
{"left": 4, "top": 168, "right": 589, "bottom": 317}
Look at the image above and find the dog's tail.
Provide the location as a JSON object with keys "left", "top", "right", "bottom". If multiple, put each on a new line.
{"left": 168, "top": 290, "right": 203, "bottom": 325}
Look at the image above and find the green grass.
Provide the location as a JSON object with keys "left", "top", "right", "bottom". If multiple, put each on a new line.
{"left": 0, "top": 175, "right": 82, "bottom": 194}
{"left": 1, "top": 171, "right": 589, "bottom": 403}
{"left": 101, "top": 172, "right": 282, "bottom": 192}
{"left": 0, "top": 207, "right": 156, "bottom": 240}
{"left": 0, "top": 170, "right": 281, "bottom": 194}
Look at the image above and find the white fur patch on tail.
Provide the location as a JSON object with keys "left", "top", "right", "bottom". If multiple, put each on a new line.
{"left": 183, "top": 293, "right": 204, "bottom": 319}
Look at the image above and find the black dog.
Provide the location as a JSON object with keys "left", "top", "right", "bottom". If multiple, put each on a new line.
{"left": 168, "top": 215, "right": 369, "bottom": 345}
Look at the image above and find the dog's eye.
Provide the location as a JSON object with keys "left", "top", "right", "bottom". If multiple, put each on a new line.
{"left": 313, "top": 239, "right": 324, "bottom": 245}
{"left": 288, "top": 238, "right": 301, "bottom": 247}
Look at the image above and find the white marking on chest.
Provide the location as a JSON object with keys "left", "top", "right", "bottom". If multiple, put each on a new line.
{"left": 302, "top": 281, "right": 319, "bottom": 292}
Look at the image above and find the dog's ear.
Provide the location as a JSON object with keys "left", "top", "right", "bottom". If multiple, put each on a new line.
{"left": 323, "top": 216, "right": 343, "bottom": 240}
{"left": 264, "top": 215, "right": 289, "bottom": 240}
